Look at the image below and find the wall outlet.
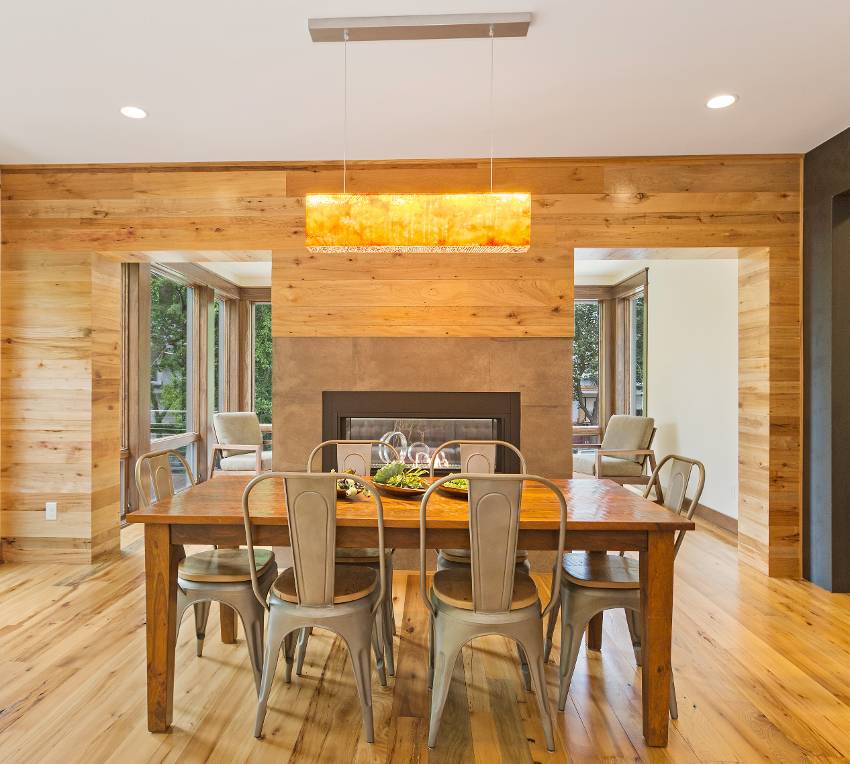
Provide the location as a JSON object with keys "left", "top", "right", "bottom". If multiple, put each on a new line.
{"left": 45, "top": 501, "right": 58, "bottom": 521}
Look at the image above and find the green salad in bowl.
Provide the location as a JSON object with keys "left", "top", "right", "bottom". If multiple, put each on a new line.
{"left": 442, "top": 477, "right": 468, "bottom": 490}
{"left": 373, "top": 461, "right": 428, "bottom": 491}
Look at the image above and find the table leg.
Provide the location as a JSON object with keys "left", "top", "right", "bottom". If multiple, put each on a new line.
{"left": 640, "top": 531, "right": 674, "bottom": 746}
{"left": 220, "top": 604, "right": 238, "bottom": 643}
{"left": 145, "top": 524, "right": 179, "bottom": 732}
{"left": 216, "top": 545, "right": 239, "bottom": 643}
{"left": 586, "top": 612, "right": 604, "bottom": 651}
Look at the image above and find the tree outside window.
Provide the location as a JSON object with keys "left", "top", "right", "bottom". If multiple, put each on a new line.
{"left": 253, "top": 303, "right": 272, "bottom": 424}
{"left": 573, "top": 301, "right": 600, "bottom": 427}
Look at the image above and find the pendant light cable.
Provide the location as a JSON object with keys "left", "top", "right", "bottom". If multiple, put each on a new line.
{"left": 343, "top": 28, "right": 349, "bottom": 193}
{"left": 489, "top": 24, "right": 495, "bottom": 194}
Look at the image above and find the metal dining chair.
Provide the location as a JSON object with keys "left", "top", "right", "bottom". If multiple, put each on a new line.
{"left": 135, "top": 448, "right": 277, "bottom": 690}
{"left": 543, "top": 454, "right": 705, "bottom": 717}
{"left": 421, "top": 473, "right": 568, "bottom": 752}
{"left": 243, "top": 472, "right": 388, "bottom": 742}
{"left": 428, "top": 440, "right": 530, "bottom": 572}
{"left": 293, "top": 439, "right": 401, "bottom": 677}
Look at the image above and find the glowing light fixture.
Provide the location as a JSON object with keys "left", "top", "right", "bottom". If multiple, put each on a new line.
{"left": 305, "top": 15, "right": 532, "bottom": 253}
{"left": 120, "top": 105, "right": 147, "bottom": 119}
{"left": 706, "top": 94, "right": 737, "bottom": 109}
{"left": 306, "top": 192, "right": 531, "bottom": 253}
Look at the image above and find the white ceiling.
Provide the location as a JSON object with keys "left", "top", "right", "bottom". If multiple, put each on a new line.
{"left": 2, "top": 1, "right": 849, "bottom": 164}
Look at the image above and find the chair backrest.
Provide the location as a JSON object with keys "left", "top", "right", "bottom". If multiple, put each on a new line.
{"left": 419, "top": 473, "right": 567, "bottom": 617}
{"left": 241, "top": 472, "right": 386, "bottom": 612}
{"left": 601, "top": 415, "right": 656, "bottom": 463}
{"left": 213, "top": 412, "right": 263, "bottom": 457}
{"left": 306, "top": 439, "right": 401, "bottom": 475}
{"left": 134, "top": 448, "right": 196, "bottom": 509}
{"left": 428, "top": 440, "right": 527, "bottom": 476}
{"left": 643, "top": 454, "right": 706, "bottom": 555}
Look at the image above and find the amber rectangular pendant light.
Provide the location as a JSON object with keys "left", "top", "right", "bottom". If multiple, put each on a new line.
{"left": 305, "top": 192, "right": 531, "bottom": 253}
{"left": 306, "top": 14, "right": 532, "bottom": 253}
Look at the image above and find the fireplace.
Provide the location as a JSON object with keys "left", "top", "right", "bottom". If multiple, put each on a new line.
{"left": 322, "top": 391, "right": 521, "bottom": 473}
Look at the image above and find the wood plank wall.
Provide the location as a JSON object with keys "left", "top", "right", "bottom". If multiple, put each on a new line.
{"left": 0, "top": 156, "right": 801, "bottom": 572}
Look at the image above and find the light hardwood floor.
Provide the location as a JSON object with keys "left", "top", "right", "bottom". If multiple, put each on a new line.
{"left": 1, "top": 521, "right": 849, "bottom": 763}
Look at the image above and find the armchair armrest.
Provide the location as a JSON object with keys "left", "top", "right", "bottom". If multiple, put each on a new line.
{"left": 259, "top": 423, "right": 272, "bottom": 433}
{"left": 595, "top": 448, "right": 657, "bottom": 477}
{"left": 210, "top": 443, "right": 263, "bottom": 474}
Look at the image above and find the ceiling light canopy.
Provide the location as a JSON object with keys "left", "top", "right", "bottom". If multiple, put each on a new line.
{"left": 120, "top": 105, "right": 147, "bottom": 119}
{"left": 305, "top": 193, "right": 531, "bottom": 253}
{"left": 706, "top": 94, "right": 737, "bottom": 110}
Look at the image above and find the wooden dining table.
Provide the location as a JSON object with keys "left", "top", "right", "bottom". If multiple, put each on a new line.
{"left": 127, "top": 474, "right": 694, "bottom": 747}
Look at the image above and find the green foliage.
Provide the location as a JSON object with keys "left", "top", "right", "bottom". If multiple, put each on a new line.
{"left": 573, "top": 302, "right": 600, "bottom": 425}
{"left": 254, "top": 304, "right": 273, "bottom": 424}
{"left": 150, "top": 273, "right": 189, "bottom": 436}
{"left": 373, "top": 461, "right": 427, "bottom": 488}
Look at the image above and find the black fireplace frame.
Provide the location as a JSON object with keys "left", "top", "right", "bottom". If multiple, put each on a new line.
{"left": 321, "top": 391, "right": 522, "bottom": 473}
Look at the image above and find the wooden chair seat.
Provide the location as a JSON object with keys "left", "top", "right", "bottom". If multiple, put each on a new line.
{"left": 431, "top": 568, "right": 539, "bottom": 611}
{"left": 272, "top": 565, "right": 377, "bottom": 604}
{"left": 178, "top": 548, "right": 274, "bottom": 583}
{"left": 439, "top": 548, "right": 529, "bottom": 565}
{"left": 561, "top": 552, "right": 640, "bottom": 589}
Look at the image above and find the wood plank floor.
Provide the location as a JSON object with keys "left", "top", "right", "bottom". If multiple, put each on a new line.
{"left": 2, "top": 522, "right": 850, "bottom": 763}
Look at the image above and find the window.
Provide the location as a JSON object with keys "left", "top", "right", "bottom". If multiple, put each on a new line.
{"left": 253, "top": 303, "right": 272, "bottom": 424}
{"left": 210, "top": 297, "right": 226, "bottom": 414}
{"left": 573, "top": 300, "right": 601, "bottom": 444}
{"left": 149, "top": 271, "right": 196, "bottom": 480}
{"left": 629, "top": 291, "right": 646, "bottom": 415}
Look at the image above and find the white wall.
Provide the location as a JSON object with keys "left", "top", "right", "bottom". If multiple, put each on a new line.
{"left": 645, "top": 260, "right": 739, "bottom": 517}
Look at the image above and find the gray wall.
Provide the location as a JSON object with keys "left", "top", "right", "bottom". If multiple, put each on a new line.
{"left": 804, "top": 125, "right": 850, "bottom": 591}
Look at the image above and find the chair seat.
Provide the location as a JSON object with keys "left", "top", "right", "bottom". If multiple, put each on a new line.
{"left": 431, "top": 568, "right": 539, "bottom": 611}
{"left": 179, "top": 548, "right": 275, "bottom": 583}
{"left": 439, "top": 548, "right": 529, "bottom": 565}
{"left": 219, "top": 450, "right": 273, "bottom": 471}
{"left": 335, "top": 547, "right": 391, "bottom": 564}
{"left": 272, "top": 565, "right": 377, "bottom": 604}
{"left": 561, "top": 552, "right": 640, "bottom": 589}
{"left": 573, "top": 452, "right": 645, "bottom": 477}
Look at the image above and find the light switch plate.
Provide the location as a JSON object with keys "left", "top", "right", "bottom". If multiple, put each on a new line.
{"left": 45, "top": 501, "right": 58, "bottom": 521}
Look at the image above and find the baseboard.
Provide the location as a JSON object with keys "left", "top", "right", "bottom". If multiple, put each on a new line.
{"left": 694, "top": 502, "right": 738, "bottom": 535}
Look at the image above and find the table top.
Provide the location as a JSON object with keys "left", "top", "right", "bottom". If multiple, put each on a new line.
{"left": 127, "top": 475, "right": 694, "bottom": 533}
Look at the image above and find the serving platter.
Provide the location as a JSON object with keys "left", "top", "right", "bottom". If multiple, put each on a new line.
{"left": 372, "top": 482, "right": 428, "bottom": 498}
{"left": 437, "top": 482, "right": 468, "bottom": 498}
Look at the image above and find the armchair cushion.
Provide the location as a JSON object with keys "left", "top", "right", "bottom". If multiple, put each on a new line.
{"left": 573, "top": 452, "right": 645, "bottom": 477}
{"left": 219, "top": 450, "right": 273, "bottom": 472}
{"left": 213, "top": 412, "right": 263, "bottom": 458}
{"left": 600, "top": 415, "right": 655, "bottom": 463}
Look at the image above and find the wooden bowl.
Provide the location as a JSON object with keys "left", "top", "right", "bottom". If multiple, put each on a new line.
{"left": 438, "top": 482, "right": 468, "bottom": 498}
{"left": 373, "top": 482, "right": 428, "bottom": 498}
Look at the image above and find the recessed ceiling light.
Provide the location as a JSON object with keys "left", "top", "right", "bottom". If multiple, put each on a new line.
{"left": 120, "top": 105, "right": 147, "bottom": 119}
{"left": 706, "top": 94, "right": 737, "bottom": 110}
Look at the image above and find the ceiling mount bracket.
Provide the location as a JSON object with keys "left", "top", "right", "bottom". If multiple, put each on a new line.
{"left": 308, "top": 12, "right": 532, "bottom": 43}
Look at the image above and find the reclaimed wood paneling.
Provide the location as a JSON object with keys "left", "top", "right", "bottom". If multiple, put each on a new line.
{"left": 0, "top": 155, "right": 802, "bottom": 571}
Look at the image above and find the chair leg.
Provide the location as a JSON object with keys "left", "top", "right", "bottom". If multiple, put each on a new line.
{"left": 543, "top": 593, "right": 560, "bottom": 663}
{"left": 625, "top": 608, "right": 642, "bottom": 666}
{"left": 427, "top": 625, "right": 463, "bottom": 749}
{"left": 372, "top": 620, "right": 388, "bottom": 687}
{"left": 283, "top": 631, "right": 295, "bottom": 683}
{"left": 518, "top": 635, "right": 555, "bottom": 752}
{"left": 557, "top": 595, "right": 588, "bottom": 712}
{"left": 516, "top": 642, "right": 532, "bottom": 692}
{"left": 254, "top": 617, "right": 285, "bottom": 738}
{"left": 669, "top": 672, "right": 678, "bottom": 719}
{"left": 427, "top": 615, "right": 435, "bottom": 690}
{"left": 380, "top": 602, "right": 395, "bottom": 677}
{"left": 294, "top": 626, "right": 311, "bottom": 676}
{"left": 237, "top": 603, "right": 266, "bottom": 693}
{"left": 193, "top": 601, "right": 212, "bottom": 658}
{"left": 340, "top": 624, "right": 376, "bottom": 744}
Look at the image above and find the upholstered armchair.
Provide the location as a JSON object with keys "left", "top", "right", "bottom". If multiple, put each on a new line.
{"left": 572, "top": 414, "right": 657, "bottom": 488}
{"left": 210, "top": 412, "right": 273, "bottom": 474}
